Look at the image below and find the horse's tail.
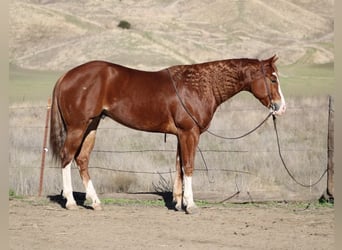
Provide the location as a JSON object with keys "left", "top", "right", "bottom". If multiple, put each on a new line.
{"left": 49, "top": 78, "right": 66, "bottom": 164}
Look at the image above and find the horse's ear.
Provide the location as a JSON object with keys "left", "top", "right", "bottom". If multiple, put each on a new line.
{"left": 270, "top": 54, "right": 279, "bottom": 63}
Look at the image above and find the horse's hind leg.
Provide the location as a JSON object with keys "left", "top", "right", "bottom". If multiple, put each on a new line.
{"left": 62, "top": 161, "right": 77, "bottom": 210}
{"left": 61, "top": 127, "right": 88, "bottom": 210}
{"left": 75, "top": 117, "right": 102, "bottom": 210}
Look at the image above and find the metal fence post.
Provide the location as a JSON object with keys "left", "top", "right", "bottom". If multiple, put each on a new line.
{"left": 38, "top": 98, "right": 51, "bottom": 197}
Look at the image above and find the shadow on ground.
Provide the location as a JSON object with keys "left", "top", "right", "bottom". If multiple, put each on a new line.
{"left": 47, "top": 191, "right": 176, "bottom": 210}
{"left": 47, "top": 191, "right": 93, "bottom": 210}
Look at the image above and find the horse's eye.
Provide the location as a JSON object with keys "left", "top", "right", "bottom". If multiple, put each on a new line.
{"left": 270, "top": 77, "right": 277, "bottom": 83}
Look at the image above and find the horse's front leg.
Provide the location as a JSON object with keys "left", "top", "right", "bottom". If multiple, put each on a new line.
{"left": 177, "top": 128, "right": 200, "bottom": 214}
{"left": 173, "top": 142, "right": 183, "bottom": 211}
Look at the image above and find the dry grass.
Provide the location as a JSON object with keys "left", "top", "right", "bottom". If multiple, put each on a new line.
{"left": 10, "top": 0, "right": 333, "bottom": 71}
{"left": 9, "top": 95, "right": 331, "bottom": 202}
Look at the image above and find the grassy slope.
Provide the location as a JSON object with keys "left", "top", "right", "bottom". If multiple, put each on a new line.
{"left": 279, "top": 63, "right": 334, "bottom": 95}
{"left": 9, "top": 62, "right": 334, "bottom": 103}
{"left": 9, "top": 64, "right": 61, "bottom": 103}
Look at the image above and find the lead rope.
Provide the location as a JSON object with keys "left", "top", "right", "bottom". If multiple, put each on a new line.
{"left": 206, "top": 112, "right": 273, "bottom": 139}
{"left": 168, "top": 68, "right": 327, "bottom": 188}
{"left": 261, "top": 63, "right": 327, "bottom": 188}
{"left": 272, "top": 115, "right": 327, "bottom": 188}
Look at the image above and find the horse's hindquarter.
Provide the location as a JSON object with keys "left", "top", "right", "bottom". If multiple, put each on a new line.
{"left": 57, "top": 61, "right": 113, "bottom": 126}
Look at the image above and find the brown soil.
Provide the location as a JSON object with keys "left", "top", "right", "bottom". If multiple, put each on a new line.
{"left": 9, "top": 195, "right": 334, "bottom": 250}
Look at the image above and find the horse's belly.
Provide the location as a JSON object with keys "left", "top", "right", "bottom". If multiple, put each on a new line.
{"left": 104, "top": 103, "right": 177, "bottom": 134}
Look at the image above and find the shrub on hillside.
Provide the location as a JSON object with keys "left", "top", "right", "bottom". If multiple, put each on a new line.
{"left": 118, "top": 20, "right": 131, "bottom": 29}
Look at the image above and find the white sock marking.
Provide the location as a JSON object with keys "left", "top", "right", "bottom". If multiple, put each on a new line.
{"left": 183, "top": 175, "right": 195, "bottom": 207}
{"left": 85, "top": 180, "right": 101, "bottom": 205}
{"left": 62, "top": 162, "right": 76, "bottom": 206}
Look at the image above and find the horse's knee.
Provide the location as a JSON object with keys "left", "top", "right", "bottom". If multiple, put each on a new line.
{"left": 61, "top": 150, "right": 74, "bottom": 168}
{"left": 183, "top": 165, "right": 194, "bottom": 176}
{"left": 75, "top": 155, "right": 88, "bottom": 168}
{"left": 75, "top": 156, "right": 90, "bottom": 179}
{"left": 61, "top": 139, "right": 81, "bottom": 167}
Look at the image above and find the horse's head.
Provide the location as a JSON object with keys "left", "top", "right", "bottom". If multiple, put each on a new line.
{"left": 249, "top": 55, "right": 286, "bottom": 116}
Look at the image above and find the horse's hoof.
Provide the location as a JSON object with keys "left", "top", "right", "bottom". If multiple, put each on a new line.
{"left": 185, "top": 205, "right": 199, "bottom": 215}
{"left": 92, "top": 203, "right": 103, "bottom": 211}
{"left": 174, "top": 203, "right": 182, "bottom": 212}
{"left": 66, "top": 202, "right": 78, "bottom": 210}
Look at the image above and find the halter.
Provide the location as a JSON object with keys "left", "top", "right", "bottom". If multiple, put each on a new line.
{"left": 260, "top": 62, "right": 277, "bottom": 113}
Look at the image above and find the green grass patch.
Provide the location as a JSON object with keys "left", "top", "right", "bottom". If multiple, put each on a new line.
{"left": 99, "top": 197, "right": 333, "bottom": 210}
{"left": 9, "top": 189, "right": 24, "bottom": 200}
{"left": 100, "top": 197, "right": 166, "bottom": 207}
{"left": 9, "top": 64, "right": 61, "bottom": 103}
{"left": 278, "top": 63, "right": 334, "bottom": 96}
{"left": 9, "top": 63, "right": 334, "bottom": 104}
{"left": 9, "top": 194, "right": 333, "bottom": 210}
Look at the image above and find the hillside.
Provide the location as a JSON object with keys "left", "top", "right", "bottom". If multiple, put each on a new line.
{"left": 10, "top": 0, "right": 334, "bottom": 71}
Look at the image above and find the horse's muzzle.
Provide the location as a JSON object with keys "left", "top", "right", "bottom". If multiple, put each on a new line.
{"left": 272, "top": 102, "right": 286, "bottom": 116}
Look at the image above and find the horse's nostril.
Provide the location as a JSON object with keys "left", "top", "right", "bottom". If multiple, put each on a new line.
{"left": 271, "top": 103, "right": 280, "bottom": 111}
{"left": 282, "top": 104, "right": 287, "bottom": 112}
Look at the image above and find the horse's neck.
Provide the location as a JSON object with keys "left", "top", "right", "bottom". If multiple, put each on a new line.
{"left": 169, "top": 60, "right": 249, "bottom": 105}
{"left": 208, "top": 61, "right": 247, "bottom": 105}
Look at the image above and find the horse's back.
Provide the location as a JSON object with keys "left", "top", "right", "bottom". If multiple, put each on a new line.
{"left": 54, "top": 61, "right": 178, "bottom": 133}
{"left": 57, "top": 60, "right": 170, "bottom": 94}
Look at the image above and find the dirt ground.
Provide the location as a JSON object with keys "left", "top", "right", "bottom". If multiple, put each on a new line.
{"left": 9, "top": 194, "right": 334, "bottom": 250}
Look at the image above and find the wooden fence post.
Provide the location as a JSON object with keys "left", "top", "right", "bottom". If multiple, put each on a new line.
{"left": 38, "top": 98, "right": 51, "bottom": 197}
{"left": 325, "top": 95, "right": 334, "bottom": 201}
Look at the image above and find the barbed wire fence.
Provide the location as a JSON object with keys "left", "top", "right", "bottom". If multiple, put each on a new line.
{"left": 9, "top": 95, "right": 333, "bottom": 202}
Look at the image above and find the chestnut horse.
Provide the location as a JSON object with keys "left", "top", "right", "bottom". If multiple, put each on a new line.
{"left": 50, "top": 55, "right": 286, "bottom": 213}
